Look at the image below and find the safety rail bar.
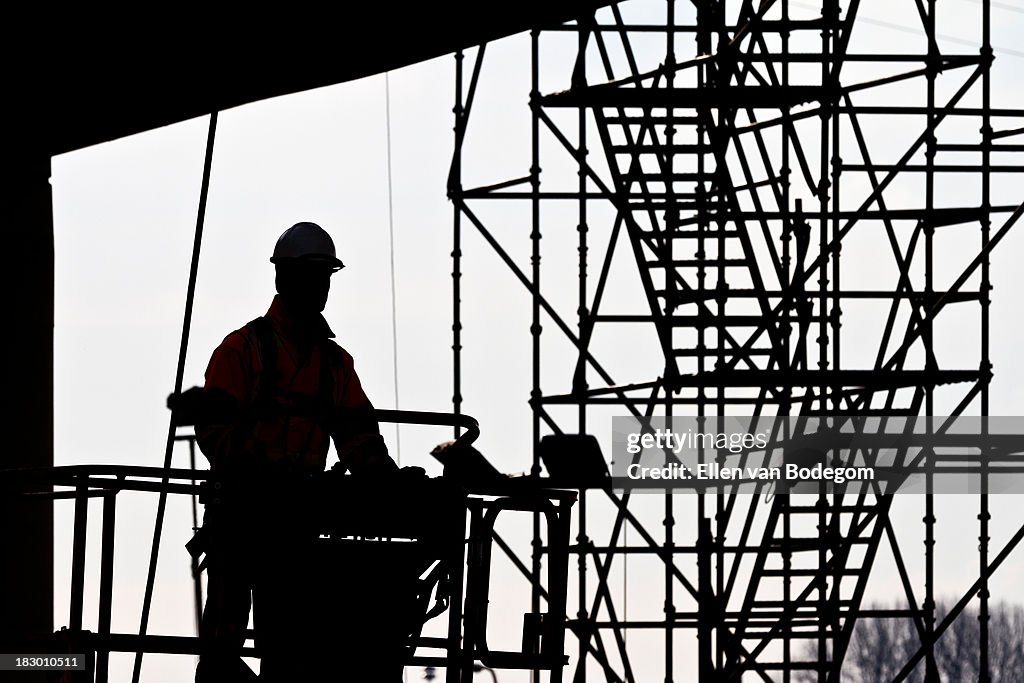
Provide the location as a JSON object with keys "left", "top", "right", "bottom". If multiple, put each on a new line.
{"left": 0, "top": 411, "right": 581, "bottom": 683}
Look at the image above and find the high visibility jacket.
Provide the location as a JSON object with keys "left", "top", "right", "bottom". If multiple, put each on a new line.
{"left": 197, "top": 295, "right": 377, "bottom": 476}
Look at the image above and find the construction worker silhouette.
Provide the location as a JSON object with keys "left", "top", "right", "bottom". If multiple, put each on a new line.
{"left": 194, "top": 222, "right": 398, "bottom": 682}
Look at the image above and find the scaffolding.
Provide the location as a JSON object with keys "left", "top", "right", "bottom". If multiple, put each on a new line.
{"left": 0, "top": 411, "right": 577, "bottom": 683}
{"left": 449, "top": 0, "right": 1024, "bottom": 680}
{"left": 4, "top": 2, "right": 1024, "bottom": 681}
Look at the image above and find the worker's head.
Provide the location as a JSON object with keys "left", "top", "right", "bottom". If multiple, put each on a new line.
{"left": 270, "top": 222, "right": 344, "bottom": 315}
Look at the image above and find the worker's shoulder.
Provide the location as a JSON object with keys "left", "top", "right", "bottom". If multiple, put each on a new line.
{"left": 212, "top": 318, "right": 264, "bottom": 353}
{"left": 320, "top": 338, "right": 356, "bottom": 367}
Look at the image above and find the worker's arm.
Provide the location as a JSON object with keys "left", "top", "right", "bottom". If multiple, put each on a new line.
{"left": 195, "top": 332, "right": 262, "bottom": 474}
{"left": 330, "top": 349, "right": 398, "bottom": 476}
{"left": 332, "top": 402, "right": 397, "bottom": 476}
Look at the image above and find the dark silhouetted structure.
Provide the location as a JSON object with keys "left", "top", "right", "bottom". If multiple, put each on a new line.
{"left": 448, "top": 1, "right": 1024, "bottom": 680}
{"left": 4, "top": 2, "right": 1024, "bottom": 682}
{"left": 0, "top": 6, "right": 606, "bottom": 682}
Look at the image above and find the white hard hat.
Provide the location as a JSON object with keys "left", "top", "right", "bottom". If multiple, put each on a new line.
{"left": 270, "top": 222, "right": 345, "bottom": 270}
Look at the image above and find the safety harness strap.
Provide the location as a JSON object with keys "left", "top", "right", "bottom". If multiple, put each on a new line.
{"left": 246, "top": 316, "right": 335, "bottom": 431}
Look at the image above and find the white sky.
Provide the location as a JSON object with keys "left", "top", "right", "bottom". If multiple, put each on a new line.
{"left": 48, "top": 1, "right": 1024, "bottom": 680}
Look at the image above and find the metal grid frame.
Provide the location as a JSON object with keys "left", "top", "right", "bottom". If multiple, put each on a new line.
{"left": 449, "top": 0, "right": 1024, "bottom": 680}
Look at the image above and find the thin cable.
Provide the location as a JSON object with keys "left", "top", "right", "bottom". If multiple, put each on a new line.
{"left": 384, "top": 72, "right": 402, "bottom": 467}
{"left": 957, "top": 0, "right": 1024, "bottom": 16}
{"left": 790, "top": 1, "right": 1024, "bottom": 58}
{"left": 385, "top": 74, "right": 403, "bottom": 679}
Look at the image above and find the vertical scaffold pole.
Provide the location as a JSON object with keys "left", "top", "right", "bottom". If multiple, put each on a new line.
{"left": 978, "top": 0, "right": 993, "bottom": 680}
{"left": 530, "top": 27, "right": 544, "bottom": 683}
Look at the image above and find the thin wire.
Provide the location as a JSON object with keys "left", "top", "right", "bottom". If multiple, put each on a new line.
{"left": 790, "top": 1, "right": 1024, "bottom": 59}
{"left": 854, "top": 13, "right": 1024, "bottom": 58}
{"left": 956, "top": 0, "right": 1024, "bottom": 16}
{"left": 383, "top": 73, "right": 406, "bottom": 682}
{"left": 384, "top": 72, "right": 402, "bottom": 467}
